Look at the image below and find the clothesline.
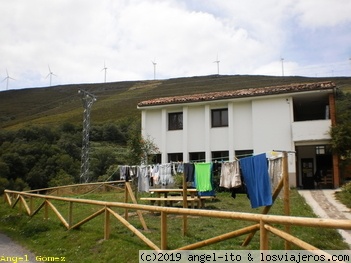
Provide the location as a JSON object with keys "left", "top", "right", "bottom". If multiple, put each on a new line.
{"left": 168, "top": 150, "right": 287, "bottom": 164}
{"left": 115, "top": 154, "right": 284, "bottom": 209}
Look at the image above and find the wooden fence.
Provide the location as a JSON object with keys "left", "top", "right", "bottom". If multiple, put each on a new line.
{"left": 3, "top": 182, "right": 351, "bottom": 253}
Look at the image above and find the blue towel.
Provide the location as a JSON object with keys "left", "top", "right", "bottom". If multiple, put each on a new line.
{"left": 239, "top": 153, "right": 272, "bottom": 208}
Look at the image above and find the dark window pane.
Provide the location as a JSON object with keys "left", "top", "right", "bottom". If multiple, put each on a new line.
{"left": 169, "top": 112, "right": 183, "bottom": 130}
{"left": 221, "top": 109, "right": 228, "bottom": 126}
{"left": 212, "top": 108, "right": 228, "bottom": 127}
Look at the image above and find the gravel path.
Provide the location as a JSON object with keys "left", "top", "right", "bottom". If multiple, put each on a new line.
{"left": 298, "top": 189, "right": 351, "bottom": 247}
{"left": 0, "top": 233, "right": 37, "bottom": 263}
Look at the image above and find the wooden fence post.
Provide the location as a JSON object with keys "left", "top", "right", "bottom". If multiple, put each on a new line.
{"left": 182, "top": 172, "right": 188, "bottom": 236}
{"left": 260, "top": 220, "right": 268, "bottom": 250}
{"left": 124, "top": 183, "right": 129, "bottom": 221}
{"left": 68, "top": 202, "right": 73, "bottom": 228}
{"left": 283, "top": 151, "right": 291, "bottom": 250}
{"left": 44, "top": 200, "right": 48, "bottom": 220}
{"left": 161, "top": 211, "right": 168, "bottom": 250}
{"left": 104, "top": 207, "right": 110, "bottom": 240}
{"left": 30, "top": 196, "right": 33, "bottom": 216}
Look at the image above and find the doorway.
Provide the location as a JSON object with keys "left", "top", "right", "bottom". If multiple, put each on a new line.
{"left": 301, "top": 158, "right": 314, "bottom": 189}
{"left": 296, "top": 145, "right": 334, "bottom": 189}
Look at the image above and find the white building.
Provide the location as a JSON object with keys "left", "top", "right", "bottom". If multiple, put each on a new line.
{"left": 137, "top": 81, "right": 339, "bottom": 189}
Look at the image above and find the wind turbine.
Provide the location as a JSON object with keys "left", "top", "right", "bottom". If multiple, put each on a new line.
{"left": 46, "top": 65, "right": 57, "bottom": 86}
{"left": 102, "top": 62, "right": 107, "bottom": 83}
{"left": 2, "top": 69, "right": 15, "bottom": 90}
{"left": 152, "top": 59, "right": 157, "bottom": 80}
{"left": 281, "top": 58, "right": 285, "bottom": 77}
{"left": 213, "top": 54, "right": 220, "bottom": 75}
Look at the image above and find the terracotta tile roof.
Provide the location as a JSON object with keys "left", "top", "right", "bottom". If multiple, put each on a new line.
{"left": 137, "top": 81, "right": 336, "bottom": 107}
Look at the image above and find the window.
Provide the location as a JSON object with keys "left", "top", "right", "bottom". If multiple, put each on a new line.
{"left": 212, "top": 151, "right": 229, "bottom": 162}
{"left": 316, "top": 146, "right": 326, "bottom": 155}
{"left": 211, "top": 108, "right": 228, "bottom": 127}
{"left": 168, "top": 153, "right": 183, "bottom": 162}
{"left": 235, "top": 149, "right": 253, "bottom": 159}
{"left": 168, "top": 112, "right": 183, "bottom": 130}
{"left": 149, "top": 154, "right": 161, "bottom": 164}
{"left": 189, "top": 152, "right": 205, "bottom": 162}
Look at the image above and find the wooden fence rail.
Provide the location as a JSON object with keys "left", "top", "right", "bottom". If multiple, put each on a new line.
{"left": 3, "top": 187, "right": 351, "bottom": 252}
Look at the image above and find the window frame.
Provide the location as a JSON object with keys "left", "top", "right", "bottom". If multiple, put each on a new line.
{"left": 168, "top": 112, "right": 183, "bottom": 130}
{"left": 211, "top": 108, "right": 228, "bottom": 128}
{"left": 211, "top": 151, "right": 229, "bottom": 162}
{"left": 189, "top": 152, "right": 206, "bottom": 162}
{"left": 316, "top": 145, "right": 326, "bottom": 155}
{"left": 168, "top": 153, "right": 183, "bottom": 162}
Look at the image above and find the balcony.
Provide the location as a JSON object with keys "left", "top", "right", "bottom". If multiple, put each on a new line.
{"left": 291, "top": 120, "right": 331, "bottom": 142}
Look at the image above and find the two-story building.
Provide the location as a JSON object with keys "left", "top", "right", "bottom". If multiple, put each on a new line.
{"left": 137, "top": 81, "right": 339, "bottom": 189}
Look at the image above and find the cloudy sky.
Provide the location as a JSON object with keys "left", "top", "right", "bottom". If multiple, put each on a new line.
{"left": 1, "top": 0, "right": 351, "bottom": 90}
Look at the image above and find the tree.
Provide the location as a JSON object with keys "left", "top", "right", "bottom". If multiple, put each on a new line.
{"left": 0, "top": 177, "right": 10, "bottom": 194}
{"left": 330, "top": 90, "right": 351, "bottom": 165}
{"left": 90, "top": 148, "right": 117, "bottom": 181}
{"left": 48, "top": 170, "right": 74, "bottom": 187}
{"left": 127, "top": 122, "right": 159, "bottom": 165}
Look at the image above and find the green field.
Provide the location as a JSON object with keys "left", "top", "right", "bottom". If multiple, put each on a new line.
{"left": 0, "top": 188, "right": 348, "bottom": 263}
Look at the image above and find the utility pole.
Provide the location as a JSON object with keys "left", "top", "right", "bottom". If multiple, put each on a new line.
{"left": 78, "top": 89, "right": 97, "bottom": 183}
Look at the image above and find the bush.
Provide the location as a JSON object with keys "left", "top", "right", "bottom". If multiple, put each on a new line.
{"left": 0, "top": 177, "right": 10, "bottom": 195}
{"left": 341, "top": 181, "right": 351, "bottom": 194}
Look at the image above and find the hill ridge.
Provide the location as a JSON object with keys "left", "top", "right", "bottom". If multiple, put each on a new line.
{"left": 1, "top": 74, "right": 350, "bottom": 129}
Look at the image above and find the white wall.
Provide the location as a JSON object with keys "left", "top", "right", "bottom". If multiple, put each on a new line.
{"left": 252, "top": 97, "right": 293, "bottom": 153}
{"left": 141, "top": 96, "right": 298, "bottom": 186}
{"left": 232, "top": 101, "right": 253, "bottom": 150}
{"left": 292, "top": 120, "right": 331, "bottom": 142}
{"left": 187, "top": 106, "right": 206, "bottom": 152}
{"left": 142, "top": 109, "right": 162, "bottom": 148}
{"left": 142, "top": 96, "right": 295, "bottom": 159}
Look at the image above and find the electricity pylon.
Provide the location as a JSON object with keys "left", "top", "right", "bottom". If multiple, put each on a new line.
{"left": 78, "top": 89, "right": 97, "bottom": 183}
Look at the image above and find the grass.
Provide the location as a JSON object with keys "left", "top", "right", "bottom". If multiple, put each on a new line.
{"left": 335, "top": 182, "right": 351, "bottom": 208}
{"left": 0, "top": 188, "right": 349, "bottom": 263}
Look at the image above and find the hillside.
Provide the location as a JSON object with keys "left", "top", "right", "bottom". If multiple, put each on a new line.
{"left": 1, "top": 74, "right": 351, "bottom": 130}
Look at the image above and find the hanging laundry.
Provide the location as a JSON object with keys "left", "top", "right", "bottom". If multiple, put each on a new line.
{"left": 194, "top": 163, "right": 213, "bottom": 192}
{"left": 177, "top": 162, "right": 184, "bottom": 173}
{"left": 212, "top": 162, "right": 221, "bottom": 175}
{"left": 230, "top": 177, "right": 248, "bottom": 199}
{"left": 119, "top": 165, "right": 130, "bottom": 181}
{"left": 239, "top": 153, "right": 273, "bottom": 208}
{"left": 151, "top": 165, "right": 160, "bottom": 185}
{"left": 184, "top": 163, "right": 195, "bottom": 182}
{"left": 220, "top": 161, "right": 241, "bottom": 189}
{"left": 158, "top": 163, "right": 174, "bottom": 185}
{"left": 119, "top": 166, "right": 126, "bottom": 181}
{"left": 269, "top": 156, "right": 283, "bottom": 194}
{"left": 137, "top": 165, "right": 150, "bottom": 192}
